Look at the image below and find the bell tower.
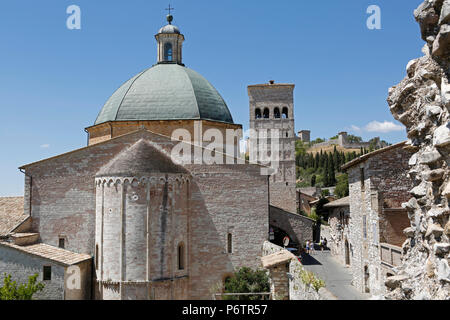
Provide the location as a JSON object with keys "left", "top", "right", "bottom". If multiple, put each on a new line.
{"left": 155, "top": 10, "right": 185, "bottom": 66}
{"left": 248, "top": 81, "right": 297, "bottom": 214}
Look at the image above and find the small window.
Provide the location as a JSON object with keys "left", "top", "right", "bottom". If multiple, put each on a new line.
{"left": 263, "top": 108, "right": 269, "bottom": 119}
{"left": 178, "top": 243, "right": 185, "bottom": 270}
{"left": 43, "top": 266, "right": 51, "bottom": 281}
{"left": 58, "top": 238, "right": 65, "bottom": 249}
{"left": 227, "top": 233, "right": 232, "bottom": 254}
{"left": 274, "top": 108, "right": 281, "bottom": 119}
{"left": 164, "top": 42, "right": 173, "bottom": 61}
{"left": 255, "top": 108, "right": 262, "bottom": 119}
{"left": 282, "top": 107, "right": 289, "bottom": 119}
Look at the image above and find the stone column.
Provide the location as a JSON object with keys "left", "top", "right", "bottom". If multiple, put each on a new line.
{"left": 268, "top": 264, "right": 290, "bottom": 300}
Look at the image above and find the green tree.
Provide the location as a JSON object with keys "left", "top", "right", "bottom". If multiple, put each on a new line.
{"left": 328, "top": 163, "right": 336, "bottom": 186}
{"left": 223, "top": 267, "right": 270, "bottom": 300}
{"left": 347, "top": 135, "right": 363, "bottom": 144}
{"left": 311, "top": 175, "right": 316, "bottom": 187}
{"left": 323, "top": 160, "right": 330, "bottom": 187}
{"left": 0, "top": 274, "right": 44, "bottom": 300}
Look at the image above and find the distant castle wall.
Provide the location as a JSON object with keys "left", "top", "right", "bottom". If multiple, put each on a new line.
{"left": 300, "top": 131, "right": 384, "bottom": 150}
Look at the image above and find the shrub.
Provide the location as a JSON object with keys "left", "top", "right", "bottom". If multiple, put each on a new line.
{"left": 222, "top": 267, "right": 270, "bottom": 300}
{"left": 299, "top": 269, "right": 325, "bottom": 292}
{"left": 0, "top": 273, "right": 45, "bottom": 300}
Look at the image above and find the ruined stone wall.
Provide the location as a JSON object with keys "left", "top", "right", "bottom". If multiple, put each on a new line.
{"left": 386, "top": 0, "right": 450, "bottom": 300}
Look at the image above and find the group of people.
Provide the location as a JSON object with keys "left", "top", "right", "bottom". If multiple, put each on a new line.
{"left": 305, "top": 237, "right": 328, "bottom": 255}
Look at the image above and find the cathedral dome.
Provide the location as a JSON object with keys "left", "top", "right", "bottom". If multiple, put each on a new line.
{"left": 94, "top": 64, "right": 234, "bottom": 125}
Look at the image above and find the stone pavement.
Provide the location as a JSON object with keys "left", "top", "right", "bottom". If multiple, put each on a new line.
{"left": 300, "top": 249, "right": 370, "bottom": 300}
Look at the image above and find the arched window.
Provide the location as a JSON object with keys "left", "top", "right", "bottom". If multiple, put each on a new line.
{"left": 178, "top": 242, "right": 185, "bottom": 270}
{"left": 274, "top": 108, "right": 281, "bottom": 119}
{"left": 227, "top": 233, "right": 232, "bottom": 254}
{"left": 263, "top": 108, "right": 269, "bottom": 119}
{"left": 282, "top": 107, "right": 289, "bottom": 119}
{"left": 255, "top": 108, "right": 262, "bottom": 119}
{"left": 164, "top": 42, "right": 173, "bottom": 61}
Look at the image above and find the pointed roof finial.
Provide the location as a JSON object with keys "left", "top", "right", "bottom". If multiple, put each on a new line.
{"left": 165, "top": 4, "right": 174, "bottom": 24}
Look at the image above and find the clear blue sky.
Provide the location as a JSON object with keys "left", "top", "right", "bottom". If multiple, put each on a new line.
{"left": 0, "top": 0, "right": 424, "bottom": 196}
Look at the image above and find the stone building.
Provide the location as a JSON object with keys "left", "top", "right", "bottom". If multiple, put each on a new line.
{"left": 298, "top": 130, "right": 311, "bottom": 143}
{"left": 297, "top": 190, "right": 318, "bottom": 215}
{"left": 341, "top": 142, "right": 414, "bottom": 296}
{"left": 248, "top": 81, "right": 296, "bottom": 214}
{"left": 324, "top": 196, "right": 351, "bottom": 266}
{"left": 0, "top": 14, "right": 313, "bottom": 300}
{"left": 247, "top": 79, "right": 313, "bottom": 251}
{"left": 305, "top": 131, "right": 387, "bottom": 150}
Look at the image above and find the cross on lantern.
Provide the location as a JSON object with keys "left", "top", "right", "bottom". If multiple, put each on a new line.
{"left": 165, "top": 4, "right": 174, "bottom": 15}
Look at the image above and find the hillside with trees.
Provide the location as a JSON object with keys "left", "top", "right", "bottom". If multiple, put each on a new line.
{"left": 296, "top": 135, "right": 390, "bottom": 198}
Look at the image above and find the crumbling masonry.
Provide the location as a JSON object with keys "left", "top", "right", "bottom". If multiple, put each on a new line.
{"left": 386, "top": 0, "right": 450, "bottom": 299}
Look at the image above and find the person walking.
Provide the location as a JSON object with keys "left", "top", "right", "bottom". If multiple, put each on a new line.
{"left": 323, "top": 237, "right": 328, "bottom": 250}
{"left": 320, "top": 237, "right": 324, "bottom": 252}
{"left": 310, "top": 240, "right": 315, "bottom": 255}
{"left": 305, "top": 240, "right": 310, "bottom": 254}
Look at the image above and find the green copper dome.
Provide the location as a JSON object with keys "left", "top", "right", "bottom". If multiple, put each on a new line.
{"left": 94, "top": 64, "right": 234, "bottom": 125}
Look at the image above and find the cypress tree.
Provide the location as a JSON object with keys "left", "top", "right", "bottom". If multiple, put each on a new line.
{"left": 324, "top": 156, "right": 330, "bottom": 187}
{"left": 311, "top": 175, "right": 316, "bottom": 187}
{"left": 329, "top": 163, "right": 336, "bottom": 186}
{"left": 315, "top": 153, "right": 320, "bottom": 169}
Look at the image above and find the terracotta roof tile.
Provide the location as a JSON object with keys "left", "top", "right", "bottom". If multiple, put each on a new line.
{"left": 0, "top": 197, "right": 28, "bottom": 236}
{"left": 324, "top": 196, "right": 350, "bottom": 208}
{"left": 0, "top": 242, "right": 91, "bottom": 266}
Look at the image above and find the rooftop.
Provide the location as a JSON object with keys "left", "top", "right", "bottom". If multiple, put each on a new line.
{"left": 0, "top": 197, "right": 27, "bottom": 236}
{"left": 341, "top": 141, "right": 407, "bottom": 171}
{"left": 261, "top": 250, "right": 296, "bottom": 269}
{"left": 96, "top": 138, "right": 188, "bottom": 177}
{"left": 324, "top": 196, "right": 350, "bottom": 208}
{"left": 0, "top": 242, "right": 92, "bottom": 266}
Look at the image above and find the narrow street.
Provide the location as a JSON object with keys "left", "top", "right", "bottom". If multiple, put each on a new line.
{"left": 300, "top": 250, "right": 370, "bottom": 300}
